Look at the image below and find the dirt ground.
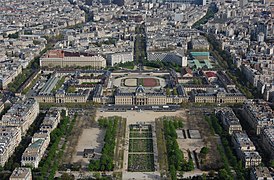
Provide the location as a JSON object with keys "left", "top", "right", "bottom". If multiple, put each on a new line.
{"left": 72, "top": 128, "right": 105, "bottom": 165}
{"left": 185, "top": 108, "right": 222, "bottom": 170}
{"left": 96, "top": 109, "right": 186, "bottom": 124}
{"left": 62, "top": 110, "right": 96, "bottom": 165}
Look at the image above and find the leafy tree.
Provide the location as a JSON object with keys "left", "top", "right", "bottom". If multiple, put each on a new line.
{"left": 218, "top": 169, "right": 232, "bottom": 180}
{"left": 270, "top": 160, "right": 274, "bottom": 168}
{"left": 200, "top": 147, "right": 209, "bottom": 155}
{"left": 59, "top": 173, "right": 74, "bottom": 180}
{"left": 173, "top": 88, "right": 178, "bottom": 96}
{"left": 170, "top": 165, "right": 177, "bottom": 180}
{"left": 166, "top": 88, "right": 171, "bottom": 96}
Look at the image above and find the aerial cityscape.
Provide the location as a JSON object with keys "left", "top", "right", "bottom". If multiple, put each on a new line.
{"left": 0, "top": 0, "right": 273, "bottom": 179}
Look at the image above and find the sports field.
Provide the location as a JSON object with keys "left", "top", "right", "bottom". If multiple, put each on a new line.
{"left": 123, "top": 78, "right": 160, "bottom": 87}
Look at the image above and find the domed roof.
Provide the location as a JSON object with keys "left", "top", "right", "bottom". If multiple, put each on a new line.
{"left": 136, "top": 85, "right": 145, "bottom": 94}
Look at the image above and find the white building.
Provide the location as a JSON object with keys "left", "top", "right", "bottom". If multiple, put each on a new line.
{"left": 21, "top": 136, "right": 50, "bottom": 168}
{"left": 106, "top": 51, "right": 133, "bottom": 66}
{"left": 10, "top": 167, "right": 32, "bottom": 180}
{"left": 0, "top": 126, "right": 21, "bottom": 167}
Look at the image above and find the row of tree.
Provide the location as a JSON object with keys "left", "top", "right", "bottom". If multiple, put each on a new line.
{"left": 36, "top": 112, "right": 77, "bottom": 179}
{"left": 143, "top": 60, "right": 182, "bottom": 72}
{"left": 88, "top": 117, "right": 119, "bottom": 171}
{"left": 192, "top": 3, "right": 218, "bottom": 29}
{"left": 134, "top": 24, "right": 147, "bottom": 65}
{"left": 162, "top": 117, "right": 193, "bottom": 180}
{"left": 206, "top": 33, "right": 254, "bottom": 99}
{"left": 205, "top": 115, "right": 247, "bottom": 180}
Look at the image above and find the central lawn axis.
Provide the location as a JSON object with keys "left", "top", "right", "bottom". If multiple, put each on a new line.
{"left": 129, "top": 139, "right": 153, "bottom": 152}
{"left": 128, "top": 154, "right": 155, "bottom": 172}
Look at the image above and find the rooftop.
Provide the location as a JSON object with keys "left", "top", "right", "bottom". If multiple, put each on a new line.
{"left": 10, "top": 167, "right": 31, "bottom": 179}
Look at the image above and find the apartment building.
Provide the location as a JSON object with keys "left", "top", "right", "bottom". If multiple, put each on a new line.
{"left": 261, "top": 126, "right": 274, "bottom": 159}
{"left": 232, "top": 132, "right": 256, "bottom": 154}
{"left": 232, "top": 132, "right": 261, "bottom": 168}
{"left": 39, "top": 108, "right": 61, "bottom": 134}
{"left": 190, "top": 37, "right": 210, "bottom": 51}
{"left": 215, "top": 107, "right": 242, "bottom": 134}
{"left": 21, "top": 136, "right": 50, "bottom": 168}
{"left": 0, "top": 101, "right": 4, "bottom": 114}
{"left": 106, "top": 51, "right": 133, "bottom": 66}
{"left": 250, "top": 166, "right": 272, "bottom": 180}
{"left": 1, "top": 98, "right": 39, "bottom": 135}
{"left": 242, "top": 99, "right": 274, "bottom": 135}
{"left": 0, "top": 126, "right": 21, "bottom": 167}
{"left": 0, "top": 63, "right": 22, "bottom": 89}
{"left": 242, "top": 151, "right": 262, "bottom": 168}
{"left": 10, "top": 167, "right": 32, "bottom": 180}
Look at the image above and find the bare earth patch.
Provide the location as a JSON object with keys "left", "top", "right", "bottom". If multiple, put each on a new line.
{"left": 72, "top": 128, "right": 105, "bottom": 165}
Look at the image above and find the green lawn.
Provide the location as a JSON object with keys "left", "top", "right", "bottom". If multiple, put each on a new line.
{"left": 129, "top": 139, "right": 153, "bottom": 152}
{"left": 129, "top": 132, "right": 152, "bottom": 138}
{"left": 128, "top": 154, "right": 155, "bottom": 172}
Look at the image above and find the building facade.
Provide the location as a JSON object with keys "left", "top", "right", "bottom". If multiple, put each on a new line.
{"left": 21, "top": 137, "right": 50, "bottom": 168}
{"left": 250, "top": 166, "right": 272, "bottom": 180}
{"left": 1, "top": 98, "right": 39, "bottom": 135}
{"left": 232, "top": 132, "right": 261, "bottom": 168}
{"left": 215, "top": 107, "right": 242, "bottom": 134}
{"left": 242, "top": 99, "right": 274, "bottom": 135}
{"left": 114, "top": 85, "right": 187, "bottom": 105}
{"left": 10, "top": 167, "right": 32, "bottom": 180}
{"left": 0, "top": 63, "right": 22, "bottom": 90}
{"left": 190, "top": 90, "right": 246, "bottom": 104}
{"left": 106, "top": 51, "right": 133, "bottom": 66}
{"left": 40, "top": 50, "right": 106, "bottom": 69}
{"left": 261, "top": 127, "right": 274, "bottom": 159}
{"left": 0, "top": 126, "right": 21, "bottom": 167}
{"left": 34, "top": 90, "right": 90, "bottom": 103}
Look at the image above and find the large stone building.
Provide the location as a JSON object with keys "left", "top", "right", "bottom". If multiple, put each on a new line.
{"left": 261, "top": 126, "right": 274, "bottom": 159}
{"left": 40, "top": 50, "right": 106, "bottom": 69}
{"left": 114, "top": 85, "right": 187, "bottom": 105}
{"left": 106, "top": 51, "right": 133, "bottom": 66}
{"left": 10, "top": 167, "right": 32, "bottom": 180}
{"left": 0, "top": 63, "right": 22, "bottom": 90}
{"left": 34, "top": 90, "right": 90, "bottom": 103}
{"left": 190, "top": 37, "right": 210, "bottom": 51}
{"left": 0, "top": 126, "right": 21, "bottom": 167}
{"left": 215, "top": 107, "right": 242, "bottom": 134}
{"left": 242, "top": 99, "right": 274, "bottom": 135}
{"left": 1, "top": 98, "right": 39, "bottom": 135}
{"left": 190, "top": 90, "right": 246, "bottom": 104}
{"left": 21, "top": 107, "right": 62, "bottom": 168}
{"left": 232, "top": 132, "right": 261, "bottom": 168}
{"left": 39, "top": 108, "right": 61, "bottom": 134}
{"left": 21, "top": 136, "right": 50, "bottom": 168}
{"left": 250, "top": 166, "right": 272, "bottom": 180}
